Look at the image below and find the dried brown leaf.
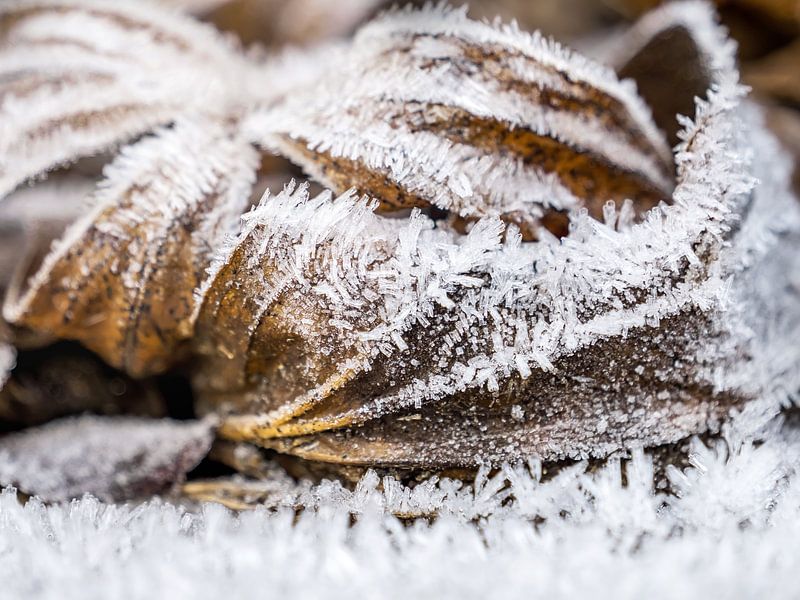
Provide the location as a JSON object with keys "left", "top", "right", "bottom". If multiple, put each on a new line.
{"left": 260, "top": 313, "right": 743, "bottom": 468}
{"left": 192, "top": 185, "right": 378, "bottom": 423}
{"left": 0, "top": 0, "right": 247, "bottom": 198}
{"left": 0, "top": 1, "right": 793, "bottom": 478}
{"left": 3, "top": 119, "right": 258, "bottom": 376}
{"left": 248, "top": 6, "right": 674, "bottom": 240}
{"left": 199, "top": 4, "right": 763, "bottom": 469}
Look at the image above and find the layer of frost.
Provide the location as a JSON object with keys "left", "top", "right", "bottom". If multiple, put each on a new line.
{"left": 3, "top": 414, "right": 800, "bottom": 599}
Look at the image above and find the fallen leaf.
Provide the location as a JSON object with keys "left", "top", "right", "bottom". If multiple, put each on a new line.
{"left": 3, "top": 119, "right": 258, "bottom": 376}
{"left": 0, "top": 0, "right": 249, "bottom": 198}
{"left": 0, "top": 415, "right": 214, "bottom": 502}
{"left": 247, "top": 4, "right": 674, "bottom": 240}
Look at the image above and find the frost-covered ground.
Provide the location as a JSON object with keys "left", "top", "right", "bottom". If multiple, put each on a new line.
{"left": 3, "top": 415, "right": 800, "bottom": 599}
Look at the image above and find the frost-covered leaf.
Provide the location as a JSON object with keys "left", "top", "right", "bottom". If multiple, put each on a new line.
{"left": 0, "top": 0, "right": 798, "bottom": 477}
{"left": 192, "top": 183, "right": 386, "bottom": 423}
{"left": 0, "top": 0, "right": 249, "bottom": 198}
{"left": 254, "top": 313, "right": 745, "bottom": 468}
{"left": 200, "top": 3, "right": 800, "bottom": 469}
{"left": 247, "top": 4, "right": 674, "bottom": 240}
{"left": 3, "top": 119, "right": 258, "bottom": 376}
{"left": 0, "top": 415, "right": 214, "bottom": 502}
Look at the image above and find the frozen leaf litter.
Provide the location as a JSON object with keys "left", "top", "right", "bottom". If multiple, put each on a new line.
{"left": 0, "top": 0, "right": 797, "bottom": 522}
{"left": 0, "top": 415, "right": 214, "bottom": 502}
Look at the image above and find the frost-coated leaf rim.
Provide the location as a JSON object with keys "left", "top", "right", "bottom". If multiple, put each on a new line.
{"left": 228, "top": 1, "right": 748, "bottom": 393}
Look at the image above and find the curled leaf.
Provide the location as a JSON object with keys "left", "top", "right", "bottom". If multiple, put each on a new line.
{"left": 248, "top": 4, "right": 674, "bottom": 239}
{"left": 2, "top": 1, "right": 800, "bottom": 476}
{"left": 0, "top": 415, "right": 214, "bottom": 502}
{"left": 200, "top": 3, "right": 800, "bottom": 468}
{"left": 0, "top": 0, "right": 248, "bottom": 197}
{"left": 3, "top": 119, "right": 258, "bottom": 376}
